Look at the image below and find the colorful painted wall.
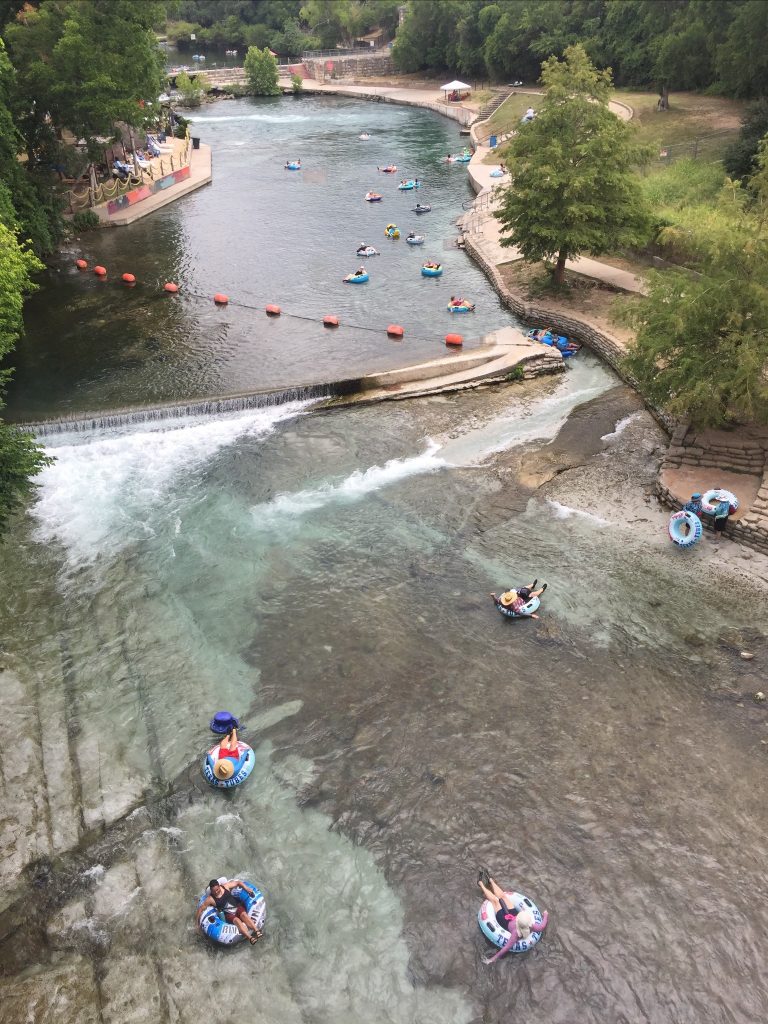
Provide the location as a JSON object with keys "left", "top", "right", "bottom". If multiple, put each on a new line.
{"left": 107, "top": 166, "right": 191, "bottom": 217}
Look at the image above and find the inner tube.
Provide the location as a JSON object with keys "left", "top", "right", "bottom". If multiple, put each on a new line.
{"left": 421, "top": 265, "right": 443, "bottom": 277}
{"left": 202, "top": 740, "right": 255, "bottom": 788}
{"left": 701, "top": 489, "right": 739, "bottom": 515}
{"left": 385, "top": 226, "right": 400, "bottom": 239}
{"left": 495, "top": 595, "right": 540, "bottom": 619}
{"left": 343, "top": 272, "right": 369, "bottom": 283}
{"left": 406, "top": 235, "right": 425, "bottom": 245}
{"left": 412, "top": 205, "right": 431, "bottom": 213}
{"left": 478, "top": 891, "right": 543, "bottom": 953}
{"left": 359, "top": 133, "right": 370, "bottom": 140}
{"left": 448, "top": 303, "right": 475, "bottom": 313}
{"left": 489, "top": 169, "right": 505, "bottom": 177}
{"left": 364, "top": 193, "right": 383, "bottom": 202}
{"left": 197, "top": 879, "right": 266, "bottom": 946}
{"left": 668, "top": 510, "right": 702, "bottom": 547}
{"left": 398, "top": 180, "right": 420, "bottom": 190}
{"left": 285, "top": 162, "right": 300, "bottom": 171}
{"left": 357, "top": 246, "right": 378, "bottom": 257}
{"left": 379, "top": 165, "right": 397, "bottom": 173}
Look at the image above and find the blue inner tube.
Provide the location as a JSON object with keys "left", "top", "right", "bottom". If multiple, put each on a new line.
{"left": 478, "top": 891, "right": 543, "bottom": 952}
{"left": 344, "top": 272, "right": 369, "bottom": 283}
{"left": 202, "top": 743, "right": 255, "bottom": 788}
{"left": 448, "top": 304, "right": 474, "bottom": 313}
{"left": 495, "top": 595, "right": 540, "bottom": 619}
{"left": 421, "top": 266, "right": 443, "bottom": 277}
{"left": 412, "top": 205, "right": 431, "bottom": 213}
{"left": 398, "top": 181, "right": 419, "bottom": 190}
{"left": 285, "top": 163, "right": 300, "bottom": 170}
{"left": 406, "top": 236, "right": 425, "bottom": 245}
{"left": 197, "top": 880, "right": 266, "bottom": 946}
{"left": 668, "top": 510, "right": 702, "bottom": 547}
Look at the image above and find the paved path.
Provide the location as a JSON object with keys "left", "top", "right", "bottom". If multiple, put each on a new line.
{"left": 464, "top": 93, "right": 647, "bottom": 295}
{"left": 279, "top": 76, "right": 479, "bottom": 124}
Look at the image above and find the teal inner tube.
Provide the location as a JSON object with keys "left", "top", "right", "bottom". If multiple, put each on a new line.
{"left": 668, "top": 510, "right": 702, "bottom": 547}
{"left": 421, "top": 266, "right": 443, "bottom": 277}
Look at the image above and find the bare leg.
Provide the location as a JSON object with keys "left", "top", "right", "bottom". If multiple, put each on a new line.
{"left": 232, "top": 916, "right": 251, "bottom": 939}
{"left": 477, "top": 880, "right": 502, "bottom": 912}
{"left": 487, "top": 877, "right": 507, "bottom": 899}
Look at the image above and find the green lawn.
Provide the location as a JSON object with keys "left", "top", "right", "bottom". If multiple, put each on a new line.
{"left": 612, "top": 90, "right": 745, "bottom": 169}
{"left": 476, "top": 93, "right": 541, "bottom": 141}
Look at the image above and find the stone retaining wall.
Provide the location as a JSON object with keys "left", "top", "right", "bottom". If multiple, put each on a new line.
{"left": 657, "top": 423, "right": 768, "bottom": 553}
{"left": 304, "top": 53, "right": 396, "bottom": 81}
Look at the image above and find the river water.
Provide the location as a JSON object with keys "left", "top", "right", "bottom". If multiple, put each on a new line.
{"left": 1, "top": 98, "right": 767, "bottom": 1024}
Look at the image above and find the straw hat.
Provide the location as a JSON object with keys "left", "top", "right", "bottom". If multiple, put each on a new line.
{"left": 213, "top": 758, "right": 235, "bottom": 781}
{"left": 499, "top": 591, "right": 518, "bottom": 607}
{"left": 516, "top": 908, "right": 534, "bottom": 939}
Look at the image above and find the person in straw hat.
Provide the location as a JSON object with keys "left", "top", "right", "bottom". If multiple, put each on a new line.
{"left": 490, "top": 579, "right": 547, "bottom": 618}
{"left": 213, "top": 726, "right": 241, "bottom": 782}
{"left": 477, "top": 870, "right": 549, "bottom": 963}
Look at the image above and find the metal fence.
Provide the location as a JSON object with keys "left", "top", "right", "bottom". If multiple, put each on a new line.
{"left": 657, "top": 128, "right": 738, "bottom": 165}
{"left": 302, "top": 47, "right": 383, "bottom": 59}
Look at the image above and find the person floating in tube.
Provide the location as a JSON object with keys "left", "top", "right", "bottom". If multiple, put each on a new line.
{"left": 212, "top": 726, "right": 241, "bottom": 782}
{"left": 197, "top": 879, "right": 262, "bottom": 944}
{"left": 490, "top": 580, "right": 547, "bottom": 618}
{"left": 478, "top": 869, "right": 549, "bottom": 963}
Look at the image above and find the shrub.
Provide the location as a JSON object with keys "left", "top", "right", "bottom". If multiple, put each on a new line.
{"left": 72, "top": 210, "right": 100, "bottom": 232}
{"left": 291, "top": 73, "right": 303, "bottom": 95}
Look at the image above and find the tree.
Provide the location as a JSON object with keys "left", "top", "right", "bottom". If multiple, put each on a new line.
{"left": 0, "top": 194, "right": 51, "bottom": 537}
{"left": 49, "top": 0, "right": 165, "bottom": 142}
{"left": 300, "top": 0, "right": 354, "bottom": 49}
{"left": 243, "top": 45, "right": 280, "bottom": 94}
{"left": 495, "top": 44, "right": 651, "bottom": 285}
{"left": 724, "top": 99, "right": 768, "bottom": 181}
{"left": 271, "top": 18, "right": 308, "bottom": 60}
{"left": 624, "top": 180, "right": 768, "bottom": 427}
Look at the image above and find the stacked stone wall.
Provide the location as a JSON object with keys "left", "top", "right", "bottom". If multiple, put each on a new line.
{"left": 304, "top": 53, "right": 396, "bottom": 81}
{"left": 657, "top": 424, "right": 768, "bottom": 553}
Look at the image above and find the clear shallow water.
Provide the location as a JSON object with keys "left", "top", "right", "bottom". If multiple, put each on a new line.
{"left": 1, "top": 355, "right": 767, "bottom": 1023}
{"left": 6, "top": 96, "right": 513, "bottom": 420}
{"left": 1, "top": 99, "right": 767, "bottom": 1024}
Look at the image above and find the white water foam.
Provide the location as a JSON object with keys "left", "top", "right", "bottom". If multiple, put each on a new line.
{"left": 601, "top": 411, "right": 643, "bottom": 441}
{"left": 547, "top": 499, "right": 609, "bottom": 526}
{"left": 188, "top": 112, "right": 310, "bottom": 124}
{"left": 251, "top": 440, "right": 447, "bottom": 527}
{"left": 31, "top": 402, "right": 312, "bottom": 565}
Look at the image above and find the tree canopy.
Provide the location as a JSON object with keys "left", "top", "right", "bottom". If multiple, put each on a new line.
{"left": 495, "top": 44, "right": 651, "bottom": 284}
{"left": 244, "top": 45, "right": 280, "bottom": 95}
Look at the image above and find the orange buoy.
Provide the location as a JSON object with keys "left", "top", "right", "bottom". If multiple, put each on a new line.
{"left": 386, "top": 324, "right": 404, "bottom": 337}
{"left": 213, "top": 293, "right": 229, "bottom": 305}
{"left": 93, "top": 265, "right": 107, "bottom": 277}
{"left": 323, "top": 315, "right": 340, "bottom": 327}
{"left": 122, "top": 273, "right": 136, "bottom": 284}
{"left": 265, "top": 304, "right": 281, "bottom": 316}
{"left": 445, "top": 333, "right": 463, "bottom": 346}
{"left": 76, "top": 259, "right": 88, "bottom": 270}
{"left": 163, "top": 282, "right": 179, "bottom": 293}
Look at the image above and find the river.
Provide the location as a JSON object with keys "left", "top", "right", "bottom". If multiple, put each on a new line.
{"left": 1, "top": 96, "right": 767, "bottom": 1024}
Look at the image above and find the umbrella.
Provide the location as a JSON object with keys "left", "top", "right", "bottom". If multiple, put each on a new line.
{"left": 440, "top": 80, "right": 471, "bottom": 92}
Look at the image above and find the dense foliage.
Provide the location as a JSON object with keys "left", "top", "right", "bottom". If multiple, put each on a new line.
{"left": 624, "top": 170, "right": 768, "bottom": 427}
{"left": 393, "top": 0, "right": 768, "bottom": 98}
{"left": 496, "top": 45, "right": 650, "bottom": 284}
{"left": 724, "top": 99, "right": 768, "bottom": 181}
{"left": 172, "top": 0, "right": 400, "bottom": 54}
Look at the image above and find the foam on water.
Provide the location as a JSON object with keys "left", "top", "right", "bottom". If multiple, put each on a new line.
{"left": 31, "top": 401, "right": 311, "bottom": 565}
{"left": 251, "top": 440, "right": 447, "bottom": 527}
{"left": 601, "top": 411, "right": 643, "bottom": 441}
{"left": 547, "top": 499, "right": 609, "bottom": 525}
{"left": 188, "top": 112, "right": 311, "bottom": 124}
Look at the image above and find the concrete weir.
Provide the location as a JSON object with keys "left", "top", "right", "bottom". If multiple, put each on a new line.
{"left": 20, "top": 327, "right": 563, "bottom": 435}
{"left": 336, "top": 325, "right": 563, "bottom": 404}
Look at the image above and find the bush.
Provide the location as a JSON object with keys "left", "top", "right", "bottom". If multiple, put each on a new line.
{"left": 243, "top": 46, "right": 279, "bottom": 96}
{"left": 291, "top": 73, "right": 303, "bottom": 95}
{"left": 72, "top": 210, "right": 100, "bottom": 232}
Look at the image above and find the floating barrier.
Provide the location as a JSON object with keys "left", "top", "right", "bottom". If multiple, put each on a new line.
{"left": 265, "top": 304, "right": 281, "bottom": 316}
{"left": 387, "top": 324, "right": 404, "bottom": 337}
{"left": 93, "top": 265, "right": 107, "bottom": 276}
{"left": 163, "top": 282, "right": 178, "bottom": 293}
{"left": 445, "top": 334, "right": 463, "bottom": 346}
{"left": 323, "top": 315, "right": 340, "bottom": 327}
{"left": 213, "top": 293, "right": 229, "bottom": 305}
{"left": 76, "top": 259, "right": 88, "bottom": 270}
{"left": 122, "top": 273, "right": 136, "bottom": 285}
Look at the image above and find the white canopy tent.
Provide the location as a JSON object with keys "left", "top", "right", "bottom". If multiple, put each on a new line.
{"left": 440, "top": 80, "right": 471, "bottom": 92}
